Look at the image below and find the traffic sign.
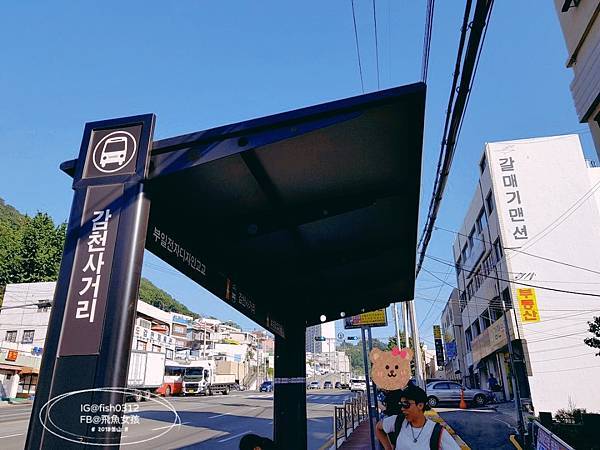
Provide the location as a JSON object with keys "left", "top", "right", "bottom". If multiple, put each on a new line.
{"left": 344, "top": 308, "right": 388, "bottom": 329}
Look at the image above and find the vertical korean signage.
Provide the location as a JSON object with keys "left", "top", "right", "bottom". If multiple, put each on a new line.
{"left": 516, "top": 288, "right": 540, "bottom": 323}
{"left": 58, "top": 122, "right": 151, "bottom": 356}
{"left": 433, "top": 325, "right": 444, "bottom": 367}
{"left": 494, "top": 154, "right": 530, "bottom": 245}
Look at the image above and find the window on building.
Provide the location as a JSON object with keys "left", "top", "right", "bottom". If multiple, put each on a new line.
{"left": 166, "top": 349, "right": 174, "bottom": 359}
{"left": 465, "top": 327, "right": 473, "bottom": 351}
{"left": 455, "top": 256, "right": 462, "bottom": 276}
{"left": 18, "top": 374, "right": 38, "bottom": 394}
{"left": 481, "top": 309, "right": 491, "bottom": 330}
{"left": 473, "top": 319, "right": 481, "bottom": 337}
{"left": 459, "top": 292, "right": 467, "bottom": 311}
{"left": 136, "top": 340, "right": 147, "bottom": 351}
{"left": 468, "top": 226, "right": 476, "bottom": 251}
{"left": 486, "top": 190, "right": 495, "bottom": 215}
{"left": 152, "top": 344, "right": 161, "bottom": 353}
{"left": 493, "top": 238, "right": 503, "bottom": 262}
{"left": 37, "top": 299, "right": 51, "bottom": 312}
{"left": 476, "top": 208, "right": 488, "bottom": 234}
{"left": 22, "top": 330, "right": 35, "bottom": 344}
{"left": 501, "top": 287, "right": 513, "bottom": 309}
{"left": 490, "top": 297, "right": 503, "bottom": 321}
{"left": 461, "top": 243, "right": 468, "bottom": 262}
{"left": 5, "top": 330, "right": 17, "bottom": 343}
{"left": 479, "top": 153, "right": 487, "bottom": 174}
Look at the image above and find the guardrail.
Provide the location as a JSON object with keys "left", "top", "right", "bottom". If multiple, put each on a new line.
{"left": 333, "top": 392, "right": 368, "bottom": 448}
{"left": 530, "top": 420, "right": 575, "bottom": 450}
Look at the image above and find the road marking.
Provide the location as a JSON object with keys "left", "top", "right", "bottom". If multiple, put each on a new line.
{"left": 151, "top": 421, "right": 189, "bottom": 431}
{"left": 0, "top": 411, "right": 32, "bottom": 417}
{"left": 492, "top": 417, "right": 516, "bottom": 429}
{"left": 217, "top": 431, "right": 252, "bottom": 443}
{"left": 209, "top": 406, "right": 257, "bottom": 419}
{"left": 509, "top": 435, "right": 523, "bottom": 450}
{"left": 0, "top": 433, "right": 24, "bottom": 439}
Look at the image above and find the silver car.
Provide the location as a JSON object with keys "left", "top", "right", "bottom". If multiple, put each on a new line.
{"left": 426, "top": 381, "right": 492, "bottom": 407}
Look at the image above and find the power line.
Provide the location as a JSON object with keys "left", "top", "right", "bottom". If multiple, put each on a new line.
{"left": 372, "top": 0, "right": 380, "bottom": 89}
{"left": 425, "top": 253, "right": 600, "bottom": 298}
{"left": 418, "top": 266, "right": 452, "bottom": 330}
{"left": 530, "top": 351, "right": 598, "bottom": 363}
{"left": 434, "top": 225, "right": 600, "bottom": 277}
{"left": 535, "top": 364, "right": 600, "bottom": 374}
{"left": 416, "top": 0, "right": 493, "bottom": 277}
{"left": 505, "top": 177, "right": 600, "bottom": 262}
{"left": 421, "top": 0, "right": 436, "bottom": 82}
{"left": 351, "top": 0, "right": 365, "bottom": 93}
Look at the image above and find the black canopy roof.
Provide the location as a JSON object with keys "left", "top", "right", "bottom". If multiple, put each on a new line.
{"left": 62, "top": 82, "right": 425, "bottom": 336}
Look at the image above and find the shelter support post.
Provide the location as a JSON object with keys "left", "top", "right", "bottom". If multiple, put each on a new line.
{"left": 274, "top": 327, "right": 307, "bottom": 450}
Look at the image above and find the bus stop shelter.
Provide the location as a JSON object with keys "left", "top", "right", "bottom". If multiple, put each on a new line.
{"left": 26, "top": 82, "right": 425, "bottom": 449}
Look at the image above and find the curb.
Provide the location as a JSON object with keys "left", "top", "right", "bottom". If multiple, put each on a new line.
{"left": 426, "top": 409, "right": 470, "bottom": 450}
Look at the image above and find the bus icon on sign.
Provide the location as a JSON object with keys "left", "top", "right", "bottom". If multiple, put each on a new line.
{"left": 91, "top": 130, "right": 138, "bottom": 174}
{"left": 100, "top": 136, "right": 128, "bottom": 168}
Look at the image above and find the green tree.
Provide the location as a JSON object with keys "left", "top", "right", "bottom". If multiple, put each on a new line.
{"left": 0, "top": 212, "right": 66, "bottom": 306}
{"left": 138, "top": 277, "right": 199, "bottom": 318}
{"left": 584, "top": 317, "right": 600, "bottom": 356}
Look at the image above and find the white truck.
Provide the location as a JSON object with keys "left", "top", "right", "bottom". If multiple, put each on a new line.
{"left": 180, "top": 359, "right": 236, "bottom": 396}
{"left": 127, "top": 350, "right": 167, "bottom": 401}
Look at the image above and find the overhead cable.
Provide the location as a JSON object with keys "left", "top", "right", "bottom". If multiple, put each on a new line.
{"left": 416, "top": 0, "right": 493, "bottom": 277}
{"left": 351, "top": 0, "right": 365, "bottom": 93}
{"left": 372, "top": 0, "right": 380, "bottom": 89}
{"left": 425, "top": 253, "right": 600, "bottom": 298}
{"left": 421, "top": 0, "right": 436, "bottom": 82}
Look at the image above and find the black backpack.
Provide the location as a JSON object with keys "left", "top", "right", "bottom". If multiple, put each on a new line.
{"left": 387, "top": 415, "right": 443, "bottom": 450}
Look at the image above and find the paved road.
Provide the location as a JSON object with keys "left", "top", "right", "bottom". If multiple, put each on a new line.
{"left": 437, "top": 405, "right": 518, "bottom": 450}
{"left": 0, "top": 389, "right": 355, "bottom": 450}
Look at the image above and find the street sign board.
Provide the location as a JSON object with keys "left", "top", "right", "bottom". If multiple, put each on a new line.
{"left": 433, "top": 324, "right": 444, "bottom": 367}
{"left": 344, "top": 308, "right": 388, "bottom": 329}
{"left": 337, "top": 332, "right": 344, "bottom": 340}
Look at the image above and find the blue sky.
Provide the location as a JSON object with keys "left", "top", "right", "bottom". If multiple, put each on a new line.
{"left": 0, "top": 2, "right": 594, "bottom": 346}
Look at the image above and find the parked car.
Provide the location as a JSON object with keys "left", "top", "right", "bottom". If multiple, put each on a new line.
{"left": 308, "top": 381, "right": 320, "bottom": 390}
{"left": 259, "top": 381, "right": 273, "bottom": 392}
{"left": 350, "top": 379, "right": 367, "bottom": 393}
{"left": 323, "top": 381, "right": 333, "bottom": 389}
{"left": 426, "top": 381, "right": 493, "bottom": 407}
{"left": 334, "top": 381, "right": 342, "bottom": 389}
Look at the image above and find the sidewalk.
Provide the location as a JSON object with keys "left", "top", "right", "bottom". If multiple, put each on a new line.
{"left": 336, "top": 410, "right": 469, "bottom": 449}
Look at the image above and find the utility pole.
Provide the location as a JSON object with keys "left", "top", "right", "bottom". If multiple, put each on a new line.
{"left": 407, "top": 299, "right": 425, "bottom": 389}
{"left": 392, "top": 303, "right": 402, "bottom": 348}
{"left": 500, "top": 296, "right": 526, "bottom": 443}
{"left": 401, "top": 302, "right": 409, "bottom": 347}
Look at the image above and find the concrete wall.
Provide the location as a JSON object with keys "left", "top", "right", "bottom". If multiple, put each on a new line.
{"left": 554, "top": 1, "right": 600, "bottom": 155}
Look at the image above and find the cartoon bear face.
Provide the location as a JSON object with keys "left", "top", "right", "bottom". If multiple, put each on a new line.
{"left": 369, "top": 347, "right": 414, "bottom": 390}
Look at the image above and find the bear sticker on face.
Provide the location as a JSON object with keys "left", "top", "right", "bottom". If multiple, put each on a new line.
{"left": 369, "top": 347, "right": 414, "bottom": 390}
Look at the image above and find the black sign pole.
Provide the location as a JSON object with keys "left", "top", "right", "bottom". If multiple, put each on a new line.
{"left": 361, "top": 326, "right": 376, "bottom": 450}
{"left": 26, "top": 114, "right": 155, "bottom": 449}
{"left": 366, "top": 326, "right": 380, "bottom": 424}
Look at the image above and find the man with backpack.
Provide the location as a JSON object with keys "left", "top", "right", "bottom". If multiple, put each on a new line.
{"left": 375, "top": 383, "right": 460, "bottom": 450}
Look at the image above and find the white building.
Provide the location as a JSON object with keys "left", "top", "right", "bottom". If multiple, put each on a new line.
{"left": 305, "top": 321, "right": 336, "bottom": 354}
{"left": 554, "top": 0, "right": 600, "bottom": 156}
{"left": 450, "top": 134, "right": 600, "bottom": 413}
{"left": 0, "top": 282, "right": 174, "bottom": 399}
